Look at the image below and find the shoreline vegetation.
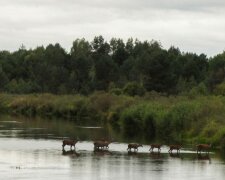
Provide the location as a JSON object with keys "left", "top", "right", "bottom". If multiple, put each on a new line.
{"left": 1, "top": 93, "right": 225, "bottom": 149}
{"left": 1, "top": 36, "right": 225, "bottom": 151}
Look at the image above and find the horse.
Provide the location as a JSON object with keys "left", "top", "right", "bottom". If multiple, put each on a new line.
{"left": 62, "top": 139, "right": 78, "bottom": 150}
{"left": 168, "top": 145, "right": 181, "bottom": 154}
{"left": 196, "top": 144, "right": 211, "bottom": 154}
{"left": 149, "top": 144, "right": 162, "bottom": 152}
{"left": 93, "top": 140, "right": 111, "bottom": 150}
{"left": 127, "top": 143, "right": 143, "bottom": 151}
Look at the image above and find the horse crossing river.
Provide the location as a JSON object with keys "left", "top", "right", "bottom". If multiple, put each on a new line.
{"left": 0, "top": 115, "right": 225, "bottom": 180}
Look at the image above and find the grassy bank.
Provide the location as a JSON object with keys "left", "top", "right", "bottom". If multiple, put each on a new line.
{"left": 1, "top": 93, "right": 225, "bottom": 147}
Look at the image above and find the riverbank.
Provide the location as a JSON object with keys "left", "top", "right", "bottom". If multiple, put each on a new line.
{"left": 0, "top": 93, "right": 225, "bottom": 147}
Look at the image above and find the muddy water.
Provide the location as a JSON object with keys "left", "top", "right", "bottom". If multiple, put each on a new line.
{"left": 0, "top": 115, "right": 225, "bottom": 180}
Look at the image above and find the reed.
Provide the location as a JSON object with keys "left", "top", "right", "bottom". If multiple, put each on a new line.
{"left": 1, "top": 93, "right": 225, "bottom": 146}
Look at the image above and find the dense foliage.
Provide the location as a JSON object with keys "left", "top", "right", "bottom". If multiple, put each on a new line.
{"left": 1, "top": 36, "right": 225, "bottom": 95}
{"left": 1, "top": 93, "right": 225, "bottom": 147}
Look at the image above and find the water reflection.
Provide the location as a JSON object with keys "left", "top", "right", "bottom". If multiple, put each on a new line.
{"left": 62, "top": 149, "right": 80, "bottom": 157}
{"left": 93, "top": 149, "right": 112, "bottom": 156}
{"left": 127, "top": 151, "right": 138, "bottom": 156}
{"left": 0, "top": 115, "right": 110, "bottom": 141}
{"left": 150, "top": 151, "right": 162, "bottom": 159}
{"left": 1, "top": 115, "right": 225, "bottom": 179}
{"left": 196, "top": 153, "right": 211, "bottom": 164}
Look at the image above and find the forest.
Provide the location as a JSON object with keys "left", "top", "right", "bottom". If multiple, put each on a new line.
{"left": 1, "top": 36, "right": 225, "bottom": 147}
{"left": 0, "top": 35, "right": 225, "bottom": 96}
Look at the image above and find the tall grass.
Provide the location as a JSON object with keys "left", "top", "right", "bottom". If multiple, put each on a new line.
{"left": 119, "top": 95, "right": 225, "bottom": 145}
{"left": 1, "top": 93, "right": 225, "bottom": 146}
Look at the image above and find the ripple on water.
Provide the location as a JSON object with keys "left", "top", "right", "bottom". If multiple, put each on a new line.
{"left": 0, "top": 121, "right": 23, "bottom": 124}
{"left": 27, "top": 128, "right": 46, "bottom": 130}
{"left": 75, "top": 126, "right": 103, "bottom": 129}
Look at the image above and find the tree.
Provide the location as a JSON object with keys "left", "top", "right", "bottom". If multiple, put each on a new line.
{"left": 0, "top": 65, "right": 9, "bottom": 91}
{"left": 93, "top": 55, "right": 119, "bottom": 90}
{"left": 110, "top": 38, "right": 128, "bottom": 66}
{"left": 125, "top": 38, "right": 134, "bottom": 56}
{"left": 137, "top": 48, "right": 175, "bottom": 92}
{"left": 91, "top": 35, "right": 110, "bottom": 55}
{"left": 69, "top": 39, "right": 93, "bottom": 94}
{"left": 71, "top": 38, "right": 91, "bottom": 59}
{"left": 123, "top": 82, "right": 145, "bottom": 96}
{"left": 208, "top": 52, "right": 225, "bottom": 91}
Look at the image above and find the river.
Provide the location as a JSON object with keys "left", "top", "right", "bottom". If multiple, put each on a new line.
{"left": 0, "top": 115, "right": 225, "bottom": 180}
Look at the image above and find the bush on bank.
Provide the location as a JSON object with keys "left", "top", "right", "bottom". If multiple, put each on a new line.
{"left": 1, "top": 93, "right": 225, "bottom": 146}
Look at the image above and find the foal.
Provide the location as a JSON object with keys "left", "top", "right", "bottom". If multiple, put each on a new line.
{"left": 149, "top": 144, "right": 162, "bottom": 152}
{"left": 168, "top": 145, "right": 181, "bottom": 154}
{"left": 127, "top": 143, "right": 143, "bottom": 151}
{"left": 94, "top": 140, "right": 111, "bottom": 150}
{"left": 196, "top": 144, "right": 211, "bottom": 154}
{"left": 62, "top": 139, "right": 78, "bottom": 150}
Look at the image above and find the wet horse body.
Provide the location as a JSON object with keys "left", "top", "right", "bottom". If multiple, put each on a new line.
{"left": 168, "top": 145, "right": 181, "bottom": 154}
{"left": 127, "top": 143, "right": 143, "bottom": 151}
{"left": 94, "top": 140, "right": 111, "bottom": 150}
{"left": 196, "top": 144, "right": 211, "bottom": 154}
{"left": 149, "top": 144, "right": 162, "bottom": 152}
{"left": 62, "top": 140, "right": 78, "bottom": 150}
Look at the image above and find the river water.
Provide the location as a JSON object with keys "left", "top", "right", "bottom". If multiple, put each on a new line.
{"left": 0, "top": 115, "right": 225, "bottom": 180}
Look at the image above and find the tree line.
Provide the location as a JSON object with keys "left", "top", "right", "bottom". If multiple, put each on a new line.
{"left": 0, "top": 35, "right": 225, "bottom": 95}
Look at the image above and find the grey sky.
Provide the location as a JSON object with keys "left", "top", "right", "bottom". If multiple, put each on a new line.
{"left": 0, "top": 0, "right": 225, "bottom": 56}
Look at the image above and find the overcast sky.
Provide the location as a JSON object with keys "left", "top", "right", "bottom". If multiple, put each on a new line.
{"left": 0, "top": 0, "right": 225, "bottom": 56}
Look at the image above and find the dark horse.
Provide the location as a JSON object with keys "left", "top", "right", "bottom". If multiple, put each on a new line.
{"left": 62, "top": 139, "right": 78, "bottom": 150}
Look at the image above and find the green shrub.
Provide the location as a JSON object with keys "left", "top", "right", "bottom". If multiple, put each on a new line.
{"left": 200, "top": 121, "right": 219, "bottom": 139}
{"left": 5, "top": 79, "right": 40, "bottom": 94}
{"left": 210, "top": 128, "right": 225, "bottom": 146}
{"left": 157, "top": 115, "right": 173, "bottom": 141}
{"left": 109, "top": 88, "right": 122, "bottom": 95}
{"left": 214, "top": 82, "right": 225, "bottom": 95}
{"left": 121, "top": 108, "right": 143, "bottom": 137}
{"left": 107, "top": 111, "right": 120, "bottom": 127}
{"left": 220, "top": 137, "right": 225, "bottom": 154}
{"left": 90, "top": 92, "right": 116, "bottom": 112}
{"left": 143, "top": 113, "right": 156, "bottom": 139}
{"left": 123, "top": 82, "right": 145, "bottom": 96}
{"left": 1, "top": 93, "right": 225, "bottom": 146}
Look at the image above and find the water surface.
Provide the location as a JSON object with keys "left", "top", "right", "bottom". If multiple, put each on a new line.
{"left": 0, "top": 115, "right": 225, "bottom": 180}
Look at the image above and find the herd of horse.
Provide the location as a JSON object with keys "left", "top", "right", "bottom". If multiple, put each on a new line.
{"left": 62, "top": 139, "right": 211, "bottom": 154}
